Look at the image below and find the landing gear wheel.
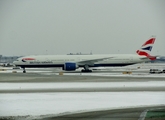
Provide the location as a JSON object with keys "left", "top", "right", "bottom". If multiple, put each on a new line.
{"left": 22, "top": 67, "right": 26, "bottom": 73}
{"left": 81, "top": 64, "right": 92, "bottom": 72}
{"left": 81, "top": 69, "right": 92, "bottom": 72}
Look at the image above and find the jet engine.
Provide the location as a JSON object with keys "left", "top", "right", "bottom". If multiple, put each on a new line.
{"left": 63, "top": 62, "right": 78, "bottom": 71}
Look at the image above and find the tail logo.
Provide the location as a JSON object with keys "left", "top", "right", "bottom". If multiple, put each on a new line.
{"left": 136, "top": 37, "right": 156, "bottom": 60}
{"left": 141, "top": 46, "right": 153, "bottom": 51}
{"left": 142, "top": 38, "right": 155, "bottom": 46}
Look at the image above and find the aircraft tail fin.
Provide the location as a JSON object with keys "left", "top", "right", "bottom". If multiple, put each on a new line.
{"left": 136, "top": 36, "right": 156, "bottom": 60}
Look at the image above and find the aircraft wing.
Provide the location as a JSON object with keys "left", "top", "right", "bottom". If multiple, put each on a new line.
{"left": 77, "top": 57, "right": 114, "bottom": 66}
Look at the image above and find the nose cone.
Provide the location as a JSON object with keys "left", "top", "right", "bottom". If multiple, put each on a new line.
{"left": 13, "top": 60, "right": 19, "bottom": 65}
{"left": 13, "top": 61, "right": 17, "bottom": 65}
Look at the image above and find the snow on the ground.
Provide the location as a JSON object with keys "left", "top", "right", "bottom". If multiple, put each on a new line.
{"left": 0, "top": 81, "right": 165, "bottom": 90}
{"left": 0, "top": 63, "right": 165, "bottom": 117}
{"left": 0, "top": 92, "right": 165, "bottom": 116}
{"left": 60, "top": 72, "right": 165, "bottom": 78}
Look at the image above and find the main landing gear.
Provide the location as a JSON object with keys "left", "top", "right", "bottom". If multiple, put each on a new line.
{"left": 81, "top": 65, "right": 92, "bottom": 72}
{"left": 22, "top": 67, "right": 26, "bottom": 73}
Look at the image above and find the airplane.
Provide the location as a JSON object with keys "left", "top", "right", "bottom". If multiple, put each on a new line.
{"left": 13, "top": 37, "right": 157, "bottom": 73}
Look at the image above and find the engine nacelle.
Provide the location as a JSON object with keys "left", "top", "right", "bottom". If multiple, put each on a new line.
{"left": 63, "top": 62, "right": 78, "bottom": 71}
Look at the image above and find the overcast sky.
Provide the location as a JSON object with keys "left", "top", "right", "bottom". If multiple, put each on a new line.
{"left": 0, "top": 0, "right": 165, "bottom": 56}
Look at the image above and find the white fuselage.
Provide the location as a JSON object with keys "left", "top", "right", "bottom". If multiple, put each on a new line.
{"left": 13, "top": 54, "right": 149, "bottom": 69}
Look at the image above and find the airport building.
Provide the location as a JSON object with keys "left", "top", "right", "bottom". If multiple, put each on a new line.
{"left": 0, "top": 55, "right": 22, "bottom": 64}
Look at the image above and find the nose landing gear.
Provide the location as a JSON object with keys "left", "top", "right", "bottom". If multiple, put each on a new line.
{"left": 22, "top": 67, "right": 26, "bottom": 73}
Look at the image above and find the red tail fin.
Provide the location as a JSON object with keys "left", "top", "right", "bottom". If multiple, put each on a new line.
{"left": 136, "top": 50, "right": 156, "bottom": 60}
{"left": 136, "top": 37, "right": 156, "bottom": 60}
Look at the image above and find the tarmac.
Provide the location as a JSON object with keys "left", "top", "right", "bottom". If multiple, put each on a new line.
{"left": 43, "top": 106, "right": 165, "bottom": 120}
{"left": 0, "top": 72, "right": 165, "bottom": 83}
